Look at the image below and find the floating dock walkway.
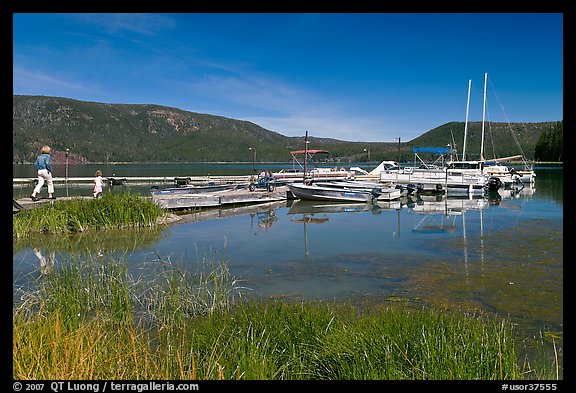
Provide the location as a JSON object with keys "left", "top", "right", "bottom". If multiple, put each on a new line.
{"left": 13, "top": 195, "right": 96, "bottom": 213}
{"left": 152, "top": 186, "right": 292, "bottom": 210}
{"left": 13, "top": 186, "right": 294, "bottom": 213}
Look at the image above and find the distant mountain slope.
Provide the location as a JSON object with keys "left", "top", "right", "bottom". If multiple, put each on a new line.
{"left": 13, "top": 95, "right": 559, "bottom": 163}
{"left": 13, "top": 95, "right": 294, "bottom": 163}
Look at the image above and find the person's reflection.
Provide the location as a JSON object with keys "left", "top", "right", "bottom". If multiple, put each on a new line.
{"left": 33, "top": 248, "right": 55, "bottom": 275}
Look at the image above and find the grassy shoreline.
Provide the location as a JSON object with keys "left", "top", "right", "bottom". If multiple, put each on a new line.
{"left": 13, "top": 253, "right": 560, "bottom": 380}
{"left": 13, "top": 192, "right": 167, "bottom": 238}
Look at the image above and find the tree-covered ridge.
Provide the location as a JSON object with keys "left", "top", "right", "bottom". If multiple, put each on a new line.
{"left": 534, "top": 121, "right": 563, "bottom": 162}
{"left": 13, "top": 95, "right": 292, "bottom": 163}
{"left": 13, "top": 95, "right": 561, "bottom": 164}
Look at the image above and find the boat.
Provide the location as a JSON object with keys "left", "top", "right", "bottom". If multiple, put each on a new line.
{"left": 287, "top": 182, "right": 380, "bottom": 202}
{"left": 272, "top": 149, "right": 352, "bottom": 183}
{"left": 483, "top": 158, "right": 535, "bottom": 185}
{"left": 379, "top": 74, "right": 523, "bottom": 196}
{"left": 446, "top": 73, "right": 535, "bottom": 187}
{"left": 350, "top": 161, "right": 399, "bottom": 180}
{"left": 273, "top": 160, "right": 352, "bottom": 183}
{"left": 376, "top": 147, "right": 495, "bottom": 196}
{"left": 272, "top": 131, "right": 352, "bottom": 183}
{"left": 375, "top": 186, "right": 403, "bottom": 201}
{"left": 314, "top": 180, "right": 402, "bottom": 201}
{"left": 445, "top": 159, "right": 521, "bottom": 188}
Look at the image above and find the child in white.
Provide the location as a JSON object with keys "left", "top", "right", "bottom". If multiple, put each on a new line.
{"left": 93, "top": 170, "right": 104, "bottom": 198}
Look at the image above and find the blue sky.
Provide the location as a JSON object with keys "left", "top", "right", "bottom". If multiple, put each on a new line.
{"left": 13, "top": 13, "right": 563, "bottom": 142}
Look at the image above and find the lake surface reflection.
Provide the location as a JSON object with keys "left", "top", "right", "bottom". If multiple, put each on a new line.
{"left": 13, "top": 166, "right": 563, "bottom": 340}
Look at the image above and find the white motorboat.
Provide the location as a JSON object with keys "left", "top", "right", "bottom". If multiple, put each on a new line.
{"left": 287, "top": 182, "right": 379, "bottom": 202}
{"left": 313, "top": 180, "right": 402, "bottom": 201}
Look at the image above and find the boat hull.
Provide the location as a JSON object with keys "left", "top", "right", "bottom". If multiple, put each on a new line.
{"left": 288, "top": 183, "right": 374, "bottom": 202}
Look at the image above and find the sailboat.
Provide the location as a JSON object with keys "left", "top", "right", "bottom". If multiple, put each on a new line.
{"left": 443, "top": 73, "right": 503, "bottom": 194}
{"left": 370, "top": 73, "right": 532, "bottom": 195}
{"left": 447, "top": 73, "right": 535, "bottom": 187}
{"left": 377, "top": 76, "right": 499, "bottom": 196}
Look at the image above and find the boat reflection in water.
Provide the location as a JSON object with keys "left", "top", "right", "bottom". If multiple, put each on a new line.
{"left": 404, "top": 184, "right": 535, "bottom": 282}
{"left": 286, "top": 184, "right": 535, "bottom": 272}
{"left": 287, "top": 200, "right": 357, "bottom": 260}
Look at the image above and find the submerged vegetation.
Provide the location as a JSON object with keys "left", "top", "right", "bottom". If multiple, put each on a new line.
{"left": 13, "top": 253, "right": 560, "bottom": 380}
{"left": 13, "top": 192, "right": 167, "bottom": 238}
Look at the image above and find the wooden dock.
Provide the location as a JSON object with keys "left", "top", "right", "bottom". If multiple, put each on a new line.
{"left": 13, "top": 187, "right": 294, "bottom": 213}
{"left": 152, "top": 186, "right": 293, "bottom": 210}
{"left": 13, "top": 195, "right": 95, "bottom": 213}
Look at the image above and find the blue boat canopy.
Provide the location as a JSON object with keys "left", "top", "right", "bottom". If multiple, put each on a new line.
{"left": 412, "top": 147, "right": 457, "bottom": 155}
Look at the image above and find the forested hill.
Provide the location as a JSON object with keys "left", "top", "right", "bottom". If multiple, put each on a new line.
{"left": 13, "top": 95, "right": 560, "bottom": 164}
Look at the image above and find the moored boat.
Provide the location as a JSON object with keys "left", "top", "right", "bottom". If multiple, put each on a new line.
{"left": 273, "top": 164, "right": 352, "bottom": 183}
{"left": 375, "top": 186, "right": 402, "bottom": 201}
{"left": 287, "top": 182, "right": 379, "bottom": 202}
{"left": 272, "top": 133, "right": 353, "bottom": 183}
{"left": 314, "top": 180, "right": 402, "bottom": 201}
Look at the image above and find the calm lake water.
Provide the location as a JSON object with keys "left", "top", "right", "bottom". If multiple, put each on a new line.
{"left": 13, "top": 164, "right": 563, "bottom": 347}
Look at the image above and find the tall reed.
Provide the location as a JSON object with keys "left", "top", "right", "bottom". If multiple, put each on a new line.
{"left": 13, "top": 253, "right": 559, "bottom": 380}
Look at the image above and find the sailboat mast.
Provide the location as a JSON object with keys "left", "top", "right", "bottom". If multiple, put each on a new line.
{"left": 303, "top": 130, "right": 308, "bottom": 182}
{"left": 463, "top": 79, "right": 471, "bottom": 161}
{"left": 480, "top": 72, "right": 487, "bottom": 163}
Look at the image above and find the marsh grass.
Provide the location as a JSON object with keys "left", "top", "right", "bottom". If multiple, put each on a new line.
{"left": 136, "top": 254, "right": 246, "bottom": 328}
{"left": 12, "top": 253, "right": 559, "bottom": 380}
{"left": 13, "top": 192, "right": 167, "bottom": 238}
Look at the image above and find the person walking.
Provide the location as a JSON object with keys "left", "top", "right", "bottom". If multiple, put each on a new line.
{"left": 93, "top": 170, "right": 105, "bottom": 198}
{"left": 31, "top": 145, "right": 55, "bottom": 201}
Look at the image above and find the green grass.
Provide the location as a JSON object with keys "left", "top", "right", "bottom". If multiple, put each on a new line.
{"left": 13, "top": 253, "right": 560, "bottom": 380}
{"left": 13, "top": 192, "right": 167, "bottom": 238}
